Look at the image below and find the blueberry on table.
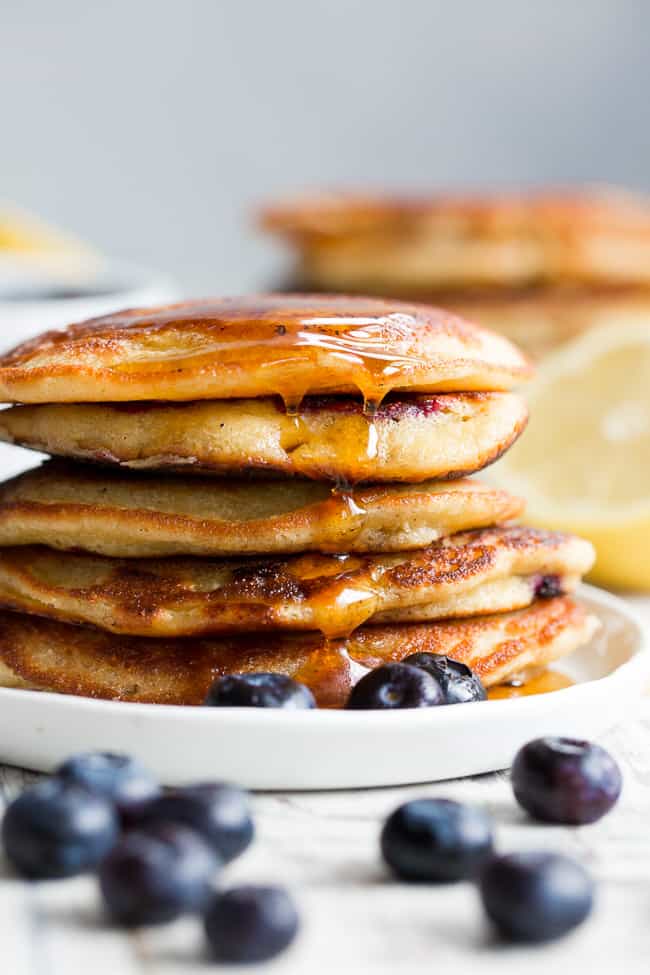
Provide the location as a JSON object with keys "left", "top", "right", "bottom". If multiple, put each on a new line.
{"left": 134, "top": 782, "right": 254, "bottom": 863}
{"left": 381, "top": 798, "right": 494, "bottom": 882}
{"left": 99, "top": 823, "right": 219, "bottom": 927}
{"left": 479, "top": 851, "right": 594, "bottom": 943}
{"left": 345, "top": 663, "right": 444, "bottom": 710}
{"left": 204, "top": 885, "right": 299, "bottom": 963}
{"left": 57, "top": 752, "right": 161, "bottom": 816}
{"left": 402, "top": 653, "right": 487, "bottom": 705}
{"left": 2, "top": 778, "right": 118, "bottom": 879}
{"left": 512, "top": 737, "right": 622, "bottom": 825}
{"left": 204, "top": 673, "right": 316, "bottom": 709}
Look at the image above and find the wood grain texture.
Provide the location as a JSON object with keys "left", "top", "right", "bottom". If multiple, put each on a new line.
{"left": 1, "top": 596, "right": 650, "bottom": 974}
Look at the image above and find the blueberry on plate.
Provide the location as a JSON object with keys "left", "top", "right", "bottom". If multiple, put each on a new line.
{"left": 204, "top": 673, "right": 316, "bottom": 709}
{"left": 204, "top": 885, "right": 299, "bottom": 963}
{"left": 479, "top": 851, "right": 594, "bottom": 943}
{"left": 511, "top": 737, "right": 622, "bottom": 825}
{"left": 402, "top": 653, "right": 487, "bottom": 705}
{"left": 2, "top": 778, "right": 119, "bottom": 879}
{"left": 381, "top": 799, "right": 494, "bottom": 882}
{"left": 134, "top": 782, "right": 254, "bottom": 863}
{"left": 99, "top": 822, "right": 219, "bottom": 927}
{"left": 57, "top": 752, "right": 161, "bottom": 817}
{"left": 345, "top": 662, "right": 444, "bottom": 710}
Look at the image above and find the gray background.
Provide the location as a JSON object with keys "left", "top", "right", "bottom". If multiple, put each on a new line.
{"left": 3, "top": 0, "right": 650, "bottom": 293}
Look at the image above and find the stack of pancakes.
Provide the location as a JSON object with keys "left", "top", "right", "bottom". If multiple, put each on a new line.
{"left": 0, "top": 295, "right": 598, "bottom": 707}
{"left": 261, "top": 188, "right": 650, "bottom": 359}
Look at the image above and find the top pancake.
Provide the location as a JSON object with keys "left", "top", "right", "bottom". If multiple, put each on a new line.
{"left": 261, "top": 189, "right": 650, "bottom": 291}
{"left": 0, "top": 294, "right": 530, "bottom": 404}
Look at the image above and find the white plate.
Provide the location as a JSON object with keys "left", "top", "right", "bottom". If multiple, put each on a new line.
{"left": 0, "top": 585, "right": 646, "bottom": 790}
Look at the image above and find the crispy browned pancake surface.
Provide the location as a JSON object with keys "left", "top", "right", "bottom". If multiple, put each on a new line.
{"left": 0, "top": 598, "right": 600, "bottom": 707}
{"left": 0, "top": 527, "right": 594, "bottom": 638}
{"left": 0, "top": 462, "right": 524, "bottom": 557}
{"left": 0, "top": 295, "right": 530, "bottom": 405}
{"left": 0, "top": 392, "right": 528, "bottom": 483}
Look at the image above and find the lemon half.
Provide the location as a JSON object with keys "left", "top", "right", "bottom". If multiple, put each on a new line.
{"left": 492, "top": 322, "right": 650, "bottom": 590}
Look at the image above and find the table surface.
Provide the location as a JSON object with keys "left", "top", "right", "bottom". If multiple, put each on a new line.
{"left": 2, "top": 595, "right": 650, "bottom": 975}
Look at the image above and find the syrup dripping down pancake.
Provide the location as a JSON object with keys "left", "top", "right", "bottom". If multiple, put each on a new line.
{"left": 0, "top": 294, "right": 530, "bottom": 405}
{"left": 0, "top": 598, "right": 600, "bottom": 708}
{"left": 0, "top": 527, "right": 594, "bottom": 638}
{"left": 0, "top": 462, "right": 524, "bottom": 557}
{"left": 0, "top": 392, "right": 528, "bottom": 483}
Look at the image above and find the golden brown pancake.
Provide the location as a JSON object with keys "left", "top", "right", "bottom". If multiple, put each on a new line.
{"left": 0, "top": 598, "right": 599, "bottom": 707}
{"left": 0, "top": 392, "right": 528, "bottom": 483}
{"left": 0, "top": 295, "right": 530, "bottom": 405}
{"left": 0, "top": 462, "right": 524, "bottom": 557}
{"left": 261, "top": 189, "right": 650, "bottom": 292}
{"left": 0, "top": 527, "right": 594, "bottom": 638}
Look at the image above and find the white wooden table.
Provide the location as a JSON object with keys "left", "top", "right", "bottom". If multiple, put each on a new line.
{"left": 2, "top": 595, "right": 650, "bottom": 975}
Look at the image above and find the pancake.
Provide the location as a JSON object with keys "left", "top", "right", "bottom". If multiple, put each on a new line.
{"left": 0, "top": 598, "right": 600, "bottom": 707}
{"left": 0, "top": 392, "right": 528, "bottom": 483}
{"left": 261, "top": 189, "right": 650, "bottom": 292}
{"left": 0, "top": 462, "right": 524, "bottom": 557}
{"left": 0, "top": 294, "right": 530, "bottom": 405}
{"left": 0, "top": 527, "right": 594, "bottom": 638}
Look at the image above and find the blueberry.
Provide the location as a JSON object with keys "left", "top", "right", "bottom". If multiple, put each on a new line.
{"left": 204, "top": 885, "right": 299, "bottom": 963}
{"left": 403, "top": 653, "right": 487, "bottom": 705}
{"left": 479, "top": 852, "right": 594, "bottom": 943}
{"left": 99, "top": 823, "right": 218, "bottom": 927}
{"left": 2, "top": 778, "right": 118, "bottom": 879}
{"left": 204, "top": 673, "right": 316, "bottom": 709}
{"left": 346, "top": 663, "right": 444, "bottom": 710}
{"left": 381, "top": 799, "right": 494, "bottom": 882}
{"left": 512, "top": 737, "right": 622, "bottom": 825}
{"left": 57, "top": 752, "right": 160, "bottom": 817}
{"left": 534, "top": 574, "right": 565, "bottom": 599}
{"left": 134, "top": 782, "right": 254, "bottom": 863}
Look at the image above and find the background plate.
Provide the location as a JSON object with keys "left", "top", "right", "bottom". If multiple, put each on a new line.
{"left": 0, "top": 584, "right": 646, "bottom": 790}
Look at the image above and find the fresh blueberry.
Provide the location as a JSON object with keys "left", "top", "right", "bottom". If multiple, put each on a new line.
{"left": 381, "top": 799, "right": 494, "bottom": 882}
{"left": 204, "top": 885, "right": 299, "bottom": 963}
{"left": 99, "top": 823, "right": 219, "bottom": 927}
{"left": 402, "top": 653, "right": 487, "bottom": 705}
{"left": 57, "top": 752, "right": 161, "bottom": 817}
{"left": 2, "top": 778, "right": 119, "bottom": 879}
{"left": 346, "top": 663, "right": 444, "bottom": 710}
{"left": 512, "top": 737, "right": 622, "bottom": 825}
{"left": 134, "top": 782, "right": 253, "bottom": 863}
{"left": 479, "top": 851, "right": 594, "bottom": 943}
{"left": 204, "top": 673, "right": 316, "bottom": 709}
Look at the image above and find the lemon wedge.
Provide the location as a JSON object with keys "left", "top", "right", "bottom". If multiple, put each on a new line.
{"left": 491, "top": 322, "right": 650, "bottom": 590}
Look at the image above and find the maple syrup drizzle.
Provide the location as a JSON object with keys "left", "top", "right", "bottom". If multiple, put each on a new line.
{"left": 487, "top": 670, "right": 575, "bottom": 700}
{"left": 103, "top": 299, "right": 435, "bottom": 403}
{"left": 292, "top": 642, "right": 371, "bottom": 709}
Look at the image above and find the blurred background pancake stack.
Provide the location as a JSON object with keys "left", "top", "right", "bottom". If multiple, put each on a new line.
{"left": 0, "top": 294, "right": 599, "bottom": 707}
{"left": 261, "top": 187, "right": 650, "bottom": 362}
